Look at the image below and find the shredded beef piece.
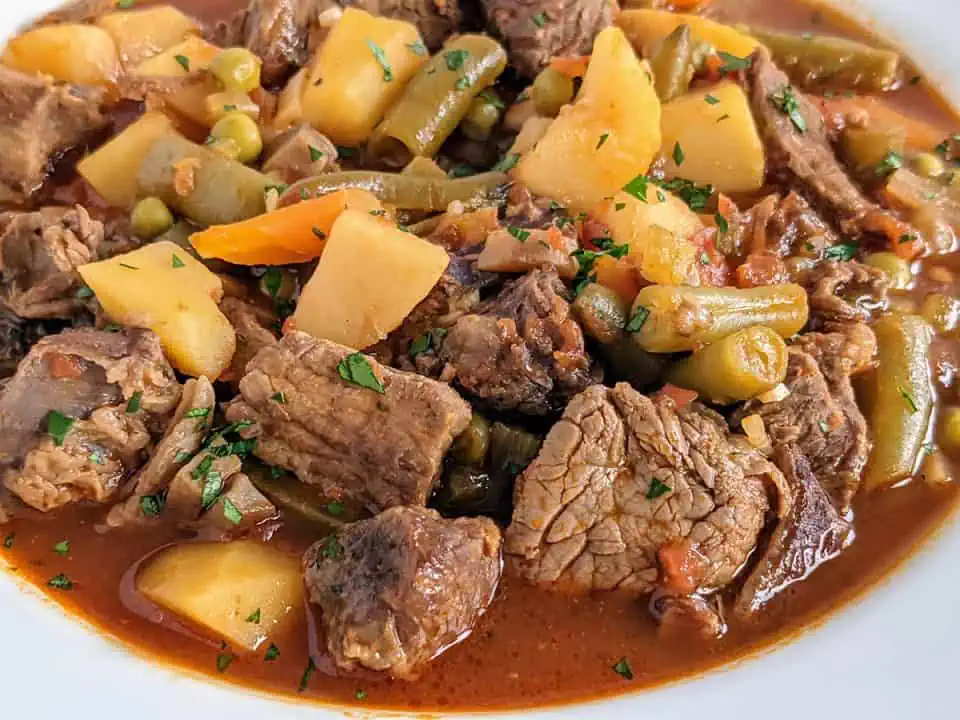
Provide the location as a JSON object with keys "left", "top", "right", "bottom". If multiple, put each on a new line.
{"left": 304, "top": 506, "right": 501, "bottom": 679}
{"left": 733, "top": 324, "right": 875, "bottom": 509}
{"left": 650, "top": 592, "right": 726, "bottom": 640}
{"left": 505, "top": 384, "right": 783, "bottom": 594}
{"left": 103, "top": 377, "right": 217, "bottom": 529}
{"left": 262, "top": 125, "right": 339, "bottom": 183}
{"left": 225, "top": 332, "right": 471, "bottom": 512}
{"left": 799, "top": 260, "right": 890, "bottom": 328}
{"left": 440, "top": 270, "right": 599, "bottom": 415}
{"left": 736, "top": 445, "right": 852, "bottom": 617}
{"left": 0, "top": 67, "right": 108, "bottom": 206}
{"left": 244, "top": 0, "right": 319, "bottom": 85}
{"left": 0, "top": 205, "right": 103, "bottom": 319}
{"left": 481, "top": 0, "right": 613, "bottom": 78}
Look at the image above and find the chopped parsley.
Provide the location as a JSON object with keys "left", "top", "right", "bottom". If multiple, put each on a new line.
{"left": 507, "top": 225, "right": 531, "bottom": 243}
{"left": 612, "top": 657, "right": 634, "bottom": 680}
{"left": 450, "top": 163, "right": 476, "bottom": 178}
{"left": 337, "top": 353, "right": 385, "bottom": 394}
{"left": 623, "top": 175, "right": 652, "bottom": 202}
{"left": 900, "top": 233, "right": 917, "bottom": 245}
{"left": 312, "top": 227, "right": 326, "bottom": 240}
{"left": 264, "top": 643, "right": 280, "bottom": 661}
{"left": 118, "top": 262, "right": 138, "bottom": 270}
{"left": 216, "top": 652, "right": 235, "bottom": 673}
{"left": 597, "top": 133, "right": 609, "bottom": 150}
{"left": 410, "top": 328, "right": 447, "bottom": 358}
{"left": 625, "top": 305, "right": 650, "bottom": 334}
{"left": 326, "top": 501, "right": 345, "bottom": 516}
{"left": 493, "top": 152, "right": 519, "bottom": 172}
{"left": 714, "top": 213, "right": 729, "bottom": 234}
{"left": 934, "top": 135, "right": 959, "bottom": 156}
{"left": 185, "top": 407, "right": 211, "bottom": 419}
{"left": 320, "top": 535, "right": 343, "bottom": 559}
{"left": 171, "top": 253, "right": 185, "bottom": 269}
{"left": 201, "top": 471, "right": 225, "bottom": 510}
{"left": 223, "top": 498, "right": 243, "bottom": 526}
{"left": 88, "top": 448, "right": 105, "bottom": 465}
{"left": 532, "top": 11, "right": 548, "bottom": 27}
{"left": 48, "top": 574, "right": 73, "bottom": 591}
{"left": 818, "top": 420, "right": 830, "bottom": 433}
{"left": 704, "top": 94, "right": 720, "bottom": 105}
{"left": 898, "top": 385, "right": 920, "bottom": 414}
{"left": 117, "top": 0, "right": 136, "bottom": 8}
{"left": 876, "top": 150, "right": 904, "bottom": 177}
{"left": 126, "top": 391, "right": 143, "bottom": 414}
{"left": 76, "top": 285, "right": 94, "bottom": 299}
{"left": 262, "top": 267, "right": 283, "bottom": 299}
{"left": 656, "top": 177, "right": 714, "bottom": 211}
{"left": 614, "top": 202, "right": 626, "bottom": 212}
{"left": 174, "top": 450, "right": 193, "bottom": 464}
{"left": 771, "top": 85, "right": 807, "bottom": 133}
{"left": 104, "top": 323, "right": 122, "bottom": 333}
{"left": 355, "top": 689, "right": 368, "bottom": 701}
{"left": 53, "top": 540, "right": 70, "bottom": 556}
{"left": 46, "top": 411, "right": 75, "bottom": 447}
{"left": 444, "top": 49, "right": 470, "bottom": 71}
{"left": 300, "top": 186, "right": 311, "bottom": 200}
{"left": 246, "top": 608, "right": 261, "bottom": 624}
{"left": 336, "top": 145, "right": 357, "bottom": 158}
{"left": 265, "top": 183, "right": 289, "bottom": 196}
{"left": 824, "top": 242, "right": 858, "bottom": 261}
{"left": 717, "top": 51, "right": 752, "bottom": 73}
{"left": 3, "top": 533, "right": 13, "bottom": 549}
{"left": 298, "top": 658, "right": 317, "bottom": 693}
{"left": 672, "top": 141, "right": 685, "bottom": 166}
{"left": 140, "top": 492, "right": 165, "bottom": 517}
{"left": 407, "top": 40, "right": 427, "bottom": 56}
{"left": 646, "top": 478, "right": 671, "bottom": 499}
{"left": 174, "top": 54, "right": 190, "bottom": 72}
{"left": 308, "top": 145, "right": 325, "bottom": 162}
{"left": 479, "top": 89, "right": 505, "bottom": 110}
{"left": 271, "top": 391, "right": 287, "bottom": 404}
{"left": 365, "top": 39, "right": 393, "bottom": 81}
{"left": 223, "top": 104, "right": 238, "bottom": 112}
{"left": 454, "top": 76, "right": 472, "bottom": 91}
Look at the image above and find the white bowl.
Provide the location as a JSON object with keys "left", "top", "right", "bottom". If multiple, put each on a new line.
{"left": 2, "top": 1, "right": 959, "bottom": 718}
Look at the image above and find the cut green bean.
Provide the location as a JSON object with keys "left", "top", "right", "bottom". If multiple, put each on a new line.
{"left": 649, "top": 24, "right": 695, "bottom": 102}
{"left": 281, "top": 170, "right": 509, "bottom": 212}
{"left": 749, "top": 27, "right": 900, "bottom": 92}
{"left": 369, "top": 35, "right": 508, "bottom": 165}
{"left": 572, "top": 284, "right": 630, "bottom": 345}
{"left": 531, "top": 67, "right": 574, "bottom": 117}
{"left": 631, "top": 284, "right": 809, "bottom": 353}
{"left": 667, "top": 326, "right": 788, "bottom": 404}
{"left": 862, "top": 314, "right": 934, "bottom": 492}
{"left": 451, "top": 413, "right": 491, "bottom": 467}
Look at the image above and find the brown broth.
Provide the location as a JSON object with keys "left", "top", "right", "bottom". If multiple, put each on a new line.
{"left": 4, "top": 0, "right": 960, "bottom": 712}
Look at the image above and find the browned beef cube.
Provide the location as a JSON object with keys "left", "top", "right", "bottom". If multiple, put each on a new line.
{"left": 304, "top": 506, "right": 502, "bottom": 679}
{"left": 225, "top": 332, "right": 472, "bottom": 511}
{"left": 0, "top": 67, "right": 108, "bottom": 205}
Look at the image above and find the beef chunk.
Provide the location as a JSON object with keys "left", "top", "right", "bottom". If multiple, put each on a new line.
{"left": 104, "top": 377, "right": 217, "bottom": 529}
{"left": 504, "top": 384, "right": 782, "bottom": 594}
{"left": 304, "top": 506, "right": 501, "bottom": 679}
{"left": 748, "top": 48, "right": 884, "bottom": 237}
{"left": 225, "top": 332, "right": 471, "bottom": 511}
{"left": 736, "top": 445, "right": 852, "bottom": 616}
{"left": 733, "top": 324, "right": 875, "bottom": 509}
{"left": 328, "top": 0, "right": 461, "bottom": 50}
{"left": 651, "top": 592, "right": 725, "bottom": 640}
{"left": 1, "top": 328, "right": 181, "bottom": 511}
{"left": 476, "top": 227, "right": 579, "bottom": 279}
{"left": 221, "top": 297, "right": 278, "bottom": 383}
{"left": 0, "top": 205, "right": 103, "bottom": 319}
{"left": 0, "top": 67, "right": 108, "bottom": 205}
{"left": 244, "top": 0, "right": 318, "bottom": 85}
{"left": 481, "top": 0, "right": 613, "bottom": 78}
{"left": 262, "top": 124, "right": 339, "bottom": 183}
{"left": 799, "top": 260, "right": 890, "bottom": 328}
{"left": 440, "top": 270, "right": 599, "bottom": 415}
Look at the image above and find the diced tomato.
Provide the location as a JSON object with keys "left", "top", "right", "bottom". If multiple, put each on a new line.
{"left": 549, "top": 55, "right": 590, "bottom": 79}
{"left": 735, "top": 252, "right": 790, "bottom": 288}
{"left": 689, "top": 227, "right": 729, "bottom": 287}
{"left": 46, "top": 353, "right": 85, "bottom": 380}
{"left": 865, "top": 210, "right": 924, "bottom": 259}
{"left": 657, "top": 383, "right": 699, "bottom": 409}
{"left": 658, "top": 539, "right": 707, "bottom": 596}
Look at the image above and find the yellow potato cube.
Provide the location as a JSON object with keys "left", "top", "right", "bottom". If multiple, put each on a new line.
{"left": 97, "top": 5, "right": 200, "bottom": 67}
{"left": 137, "top": 540, "right": 302, "bottom": 651}
{"left": 132, "top": 36, "right": 221, "bottom": 77}
{"left": 77, "top": 112, "right": 175, "bottom": 209}
{"left": 660, "top": 82, "right": 766, "bottom": 193}
{"left": 294, "top": 210, "right": 449, "bottom": 349}
{"left": 616, "top": 9, "right": 760, "bottom": 58}
{"left": 2, "top": 23, "right": 119, "bottom": 85}
{"left": 79, "top": 241, "right": 236, "bottom": 378}
{"left": 516, "top": 27, "right": 661, "bottom": 212}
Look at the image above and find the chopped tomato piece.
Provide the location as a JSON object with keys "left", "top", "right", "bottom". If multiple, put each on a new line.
{"left": 657, "top": 384, "right": 699, "bottom": 409}
{"left": 658, "top": 539, "right": 707, "bottom": 596}
{"left": 549, "top": 55, "right": 589, "bottom": 79}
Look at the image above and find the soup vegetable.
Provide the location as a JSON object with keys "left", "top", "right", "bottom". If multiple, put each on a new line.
{"left": 0, "top": 0, "right": 958, "bottom": 711}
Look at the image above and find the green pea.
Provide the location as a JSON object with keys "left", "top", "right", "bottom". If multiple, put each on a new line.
{"left": 209, "top": 47, "right": 262, "bottom": 93}
{"left": 461, "top": 97, "right": 502, "bottom": 141}
{"left": 130, "top": 197, "right": 174, "bottom": 240}
{"left": 210, "top": 112, "right": 263, "bottom": 164}
{"left": 532, "top": 67, "right": 574, "bottom": 118}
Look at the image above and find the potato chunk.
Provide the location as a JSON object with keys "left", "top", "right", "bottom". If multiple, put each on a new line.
{"left": 2, "top": 24, "right": 119, "bottom": 85}
{"left": 97, "top": 5, "right": 200, "bottom": 67}
{"left": 294, "top": 209, "right": 449, "bottom": 349}
{"left": 301, "top": 8, "right": 428, "bottom": 145}
{"left": 516, "top": 27, "right": 661, "bottom": 212}
{"left": 617, "top": 9, "right": 759, "bottom": 58}
{"left": 132, "top": 36, "right": 221, "bottom": 77}
{"left": 78, "top": 240, "right": 236, "bottom": 378}
{"left": 137, "top": 540, "right": 302, "bottom": 651}
{"left": 77, "top": 112, "right": 175, "bottom": 209}
{"left": 660, "top": 82, "right": 766, "bottom": 193}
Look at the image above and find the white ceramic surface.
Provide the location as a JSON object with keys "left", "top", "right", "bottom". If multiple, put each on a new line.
{"left": 2, "top": 1, "right": 959, "bottom": 718}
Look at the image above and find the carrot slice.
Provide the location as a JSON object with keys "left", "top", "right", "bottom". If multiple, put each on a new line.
{"left": 190, "top": 188, "right": 382, "bottom": 265}
{"left": 549, "top": 55, "right": 590, "bottom": 79}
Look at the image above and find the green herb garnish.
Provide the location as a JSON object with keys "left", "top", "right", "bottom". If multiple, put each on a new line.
{"left": 174, "top": 54, "right": 190, "bottom": 72}
{"left": 140, "top": 492, "right": 165, "bottom": 517}
{"left": 625, "top": 305, "right": 650, "bottom": 333}
{"left": 646, "top": 479, "right": 671, "bottom": 499}
{"left": 444, "top": 49, "right": 470, "bottom": 71}
{"left": 365, "top": 39, "right": 393, "bottom": 81}
{"left": 223, "top": 498, "right": 243, "bottom": 526}
{"left": 824, "top": 242, "right": 858, "bottom": 261}
{"left": 53, "top": 540, "right": 70, "bottom": 556}
{"left": 612, "top": 657, "right": 634, "bottom": 680}
{"left": 771, "top": 85, "right": 807, "bottom": 133}
{"left": 46, "top": 411, "right": 75, "bottom": 447}
{"left": 717, "top": 51, "right": 752, "bottom": 73}
{"left": 48, "top": 574, "right": 73, "bottom": 591}
{"left": 336, "top": 353, "right": 385, "bottom": 394}
{"left": 126, "top": 391, "right": 143, "bottom": 414}
{"left": 507, "top": 226, "right": 531, "bottom": 243}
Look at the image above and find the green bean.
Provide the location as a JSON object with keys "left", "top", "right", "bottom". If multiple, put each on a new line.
{"left": 840, "top": 125, "right": 906, "bottom": 177}
{"left": 461, "top": 94, "right": 503, "bottom": 141}
{"left": 649, "top": 24, "right": 694, "bottom": 102}
{"left": 572, "top": 284, "right": 630, "bottom": 345}
{"left": 137, "top": 132, "right": 271, "bottom": 226}
{"left": 451, "top": 413, "right": 491, "bottom": 467}
{"left": 532, "top": 67, "right": 574, "bottom": 117}
{"left": 862, "top": 314, "right": 934, "bottom": 492}
{"left": 247, "top": 465, "right": 366, "bottom": 530}
{"left": 667, "top": 326, "right": 788, "bottom": 404}
{"left": 597, "top": 339, "right": 667, "bottom": 391}
{"left": 368, "top": 35, "right": 508, "bottom": 165}
{"left": 863, "top": 251, "right": 912, "bottom": 289}
{"left": 631, "top": 284, "right": 809, "bottom": 353}
{"left": 434, "top": 466, "right": 491, "bottom": 511}
{"left": 280, "top": 170, "right": 509, "bottom": 212}
{"left": 749, "top": 27, "right": 900, "bottom": 92}
{"left": 490, "top": 422, "right": 541, "bottom": 477}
